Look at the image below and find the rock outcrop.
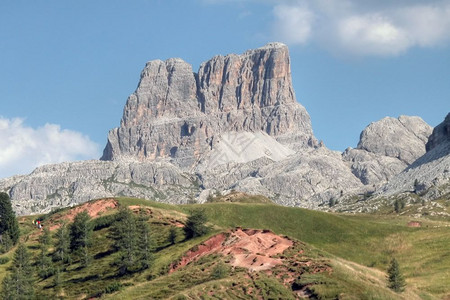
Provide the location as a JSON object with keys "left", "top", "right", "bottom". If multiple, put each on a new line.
{"left": 2, "top": 160, "right": 196, "bottom": 215}
{"left": 101, "top": 43, "right": 315, "bottom": 169}
{"left": 357, "top": 116, "right": 432, "bottom": 164}
{"left": 380, "top": 113, "right": 450, "bottom": 198}
{"left": 343, "top": 116, "right": 432, "bottom": 185}
{"left": 426, "top": 113, "right": 450, "bottom": 151}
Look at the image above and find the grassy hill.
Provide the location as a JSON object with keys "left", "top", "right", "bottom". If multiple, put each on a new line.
{"left": 0, "top": 196, "right": 449, "bottom": 299}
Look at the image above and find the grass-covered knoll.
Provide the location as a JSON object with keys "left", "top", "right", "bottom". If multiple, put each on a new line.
{"left": 116, "top": 198, "right": 450, "bottom": 298}
{"left": 0, "top": 197, "right": 449, "bottom": 299}
{"left": 113, "top": 237, "right": 422, "bottom": 300}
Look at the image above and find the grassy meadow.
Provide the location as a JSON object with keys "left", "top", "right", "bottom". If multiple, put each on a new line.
{"left": 0, "top": 195, "right": 448, "bottom": 299}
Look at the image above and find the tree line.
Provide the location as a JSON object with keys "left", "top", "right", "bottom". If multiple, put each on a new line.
{"left": 0, "top": 192, "right": 211, "bottom": 299}
{"left": 0, "top": 193, "right": 157, "bottom": 299}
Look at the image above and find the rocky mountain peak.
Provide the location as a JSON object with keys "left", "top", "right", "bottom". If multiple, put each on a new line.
{"left": 378, "top": 112, "right": 450, "bottom": 198}
{"left": 101, "top": 43, "right": 315, "bottom": 168}
{"left": 343, "top": 115, "right": 432, "bottom": 185}
{"left": 357, "top": 115, "right": 432, "bottom": 164}
{"left": 426, "top": 113, "right": 450, "bottom": 152}
{"left": 3, "top": 41, "right": 444, "bottom": 216}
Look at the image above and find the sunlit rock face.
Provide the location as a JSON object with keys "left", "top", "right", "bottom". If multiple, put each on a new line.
{"left": 343, "top": 116, "right": 432, "bottom": 185}
{"left": 101, "top": 43, "right": 315, "bottom": 169}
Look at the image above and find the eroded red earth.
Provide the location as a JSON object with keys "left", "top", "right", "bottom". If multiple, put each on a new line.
{"left": 171, "top": 228, "right": 293, "bottom": 272}
{"left": 48, "top": 198, "right": 118, "bottom": 231}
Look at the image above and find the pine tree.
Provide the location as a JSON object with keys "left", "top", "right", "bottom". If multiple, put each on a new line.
{"left": 0, "top": 192, "right": 20, "bottom": 245}
{"left": 36, "top": 227, "right": 54, "bottom": 279}
{"left": 1, "top": 243, "right": 35, "bottom": 299}
{"left": 0, "top": 231, "right": 13, "bottom": 253}
{"left": 53, "top": 223, "right": 71, "bottom": 263}
{"left": 1, "top": 275, "right": 14, "bottom": 300}
{"left": 35, "top": 245, "right": 53, "bottom": 279}
{"left": 69, "top": 211, "right": 92, "bottom": 267}
{"left": 53, "top": 267, "right": 62, "bottom": 294}
{"left": 184, "top": 209, "right": 209, "bottom": 239}
{"left": 39, "top": 227, "right": 52, "bottom": 247}
{"left": 69, "top": 210, "right": 92, "bottom": 252}
{"left": 387, "top": 258, "right": 406, "bottom": 292}
{"left": 136, "top": 211, "right": 153, "bottom": 270}
{"left": 79, "top": 244, "right": 91, "bottom": 267}
{"left": 111, "top": 207, "right": 138, "bottom": 274}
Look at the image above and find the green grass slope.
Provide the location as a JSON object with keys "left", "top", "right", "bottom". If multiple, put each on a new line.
{"left": 0, "top": 197, "right": 448, "bottom": 299}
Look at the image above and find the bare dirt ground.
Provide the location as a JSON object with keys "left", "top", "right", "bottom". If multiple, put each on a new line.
{"left": 171, "top": 228, "right": 293, "bottom": 272}
{"left": 48, "top": 198, "right": 118, "bottom": 231}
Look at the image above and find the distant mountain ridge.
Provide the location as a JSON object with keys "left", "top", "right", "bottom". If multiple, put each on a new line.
{"left": 379, "top": 112, "right": 450, "bottom": 199}
{"left": 0, "top": 43, "right": 446, "bottom": 215}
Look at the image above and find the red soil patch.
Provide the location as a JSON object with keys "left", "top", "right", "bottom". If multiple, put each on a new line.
{"left": 48, "top": 198, "right": 118, "bottom": 231}
{"left": 407, "top": 221, "right": 422, "bottom": 227}
{"left": 170, "top": 228, "right": 293, "bottom": 273}
{"left": 170, "top": 233, "right": 227, "bottom": 273}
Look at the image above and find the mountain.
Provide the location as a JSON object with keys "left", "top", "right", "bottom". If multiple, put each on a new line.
{"left": 379, "top": 113, "right": 450, "bottom": 198}
{"left": 343, "top": 116, "right": 432, "bottom": 185}
{"left": 0, "top": 43, "right": 441, "bottom": 215}
{"left": 101, "top": 42, "right": 316, "bottom": 168}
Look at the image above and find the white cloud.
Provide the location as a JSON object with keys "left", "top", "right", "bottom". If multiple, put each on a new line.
{"left": 0, "top": 117, "right": 100, "bottom": 178}
{"left": 271, "top": 0, "right": 450, "bottom": 56}
{"left": 337, "top": 14, "right": 411, "bottom": 56}
{"left": 273, "top": 4, "right": 315, "bottom": 45}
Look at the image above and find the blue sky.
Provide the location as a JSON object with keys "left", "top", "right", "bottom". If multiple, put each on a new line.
{"left": 1, "top": 0, "right": 449, "bottom": 178}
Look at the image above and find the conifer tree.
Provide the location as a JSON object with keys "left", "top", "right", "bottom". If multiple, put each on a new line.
{"left": 35, "top": 244, "right": 53, "bottom": 279}
{"left": 53, "top": 267, "right": 62, "bottom": 294}
{"left": 0, "top": 231, "right": 13, "bottom": 253}
{"left": 36, "top": 227, "right": 54, "bottom": 279}
{"left": 1, "top": 243, "right": 35, "bottom": 299}
{"left": 387, "top": 258, "right": 406, "bottom": 292}
{"left": 184, "top": 209, "right": 209, "bottom": 239}
{"left": 111, "top": 207, "right": 138, "bottom": 274}
{"left": 136, "top": 211, "right": 153, "bottom": 270}
{"left": 69, "top": 210, "right": 92, "bottom": 252}
{"left": 0, "top": 192, "right": 20, "bottom": 245}
{"left": 53, "top": 223, "right": 71, "bottom": 263}
{"left": 69, "top": 211, "right": 93, "bottom": 267}
{"left": 39, "top": 226, "right": 52, "bottom": 247}
{"left": 69, "top": 211, "right": 92, "bottom": 267}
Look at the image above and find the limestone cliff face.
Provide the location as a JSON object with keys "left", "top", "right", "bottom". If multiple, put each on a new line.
{"left": 343, "top": 116, "right": 432, "bottom": 185}
{"left": 1, "top": 160, "right": 197, "bottom": 216}
{"left": 101, "top": 43, "right": 315, "bottom": 168}
{"left": 426, "top": 113, "right": 450, "bottom": 151}
{"left": 357, "top": 116, "right": 432, "bottom": 164}
{"left": 379, "top": 113, "right": 450, "bottom": 198}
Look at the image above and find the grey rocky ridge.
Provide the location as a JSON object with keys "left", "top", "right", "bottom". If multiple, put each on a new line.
{"left": 0, "top": 43, "right": 445, "bottom": 215}
{"left": 380, "top": 113, "right": 450, "bottom": 198}
{"left": 336, "top": 113, "right": 449, "bottom": 213}
{"left": 343, "top": 116, "right": 432, "bottom": 186}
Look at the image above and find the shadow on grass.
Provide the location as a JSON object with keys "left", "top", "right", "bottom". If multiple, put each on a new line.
{"left": 68, "top": 274, "right": 100, "bottom": 284}
{"left": 94, "top": 249, "right": 115, "bottom": 259}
